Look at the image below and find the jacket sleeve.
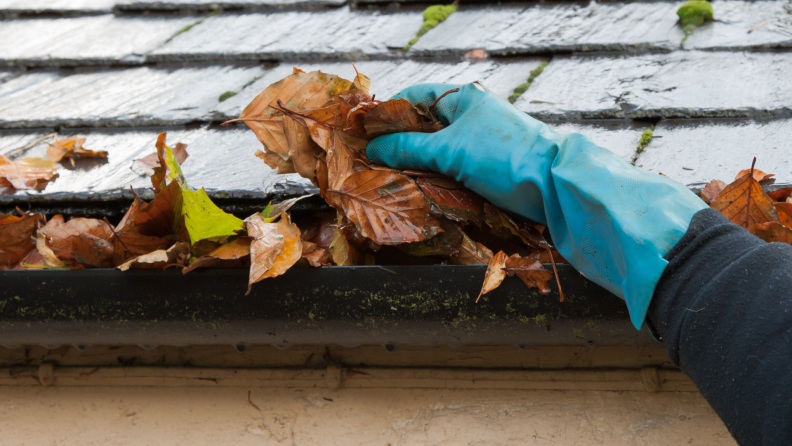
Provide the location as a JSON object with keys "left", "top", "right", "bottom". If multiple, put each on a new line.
{"left": 648, "top": 208, "right": 792, "bottom": 446}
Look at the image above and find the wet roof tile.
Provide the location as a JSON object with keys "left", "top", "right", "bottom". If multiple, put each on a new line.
{"left": 636, "top": 118, "right": 792, "bottom": 186}
{"left": 0, "top": 65, "right": 266, "bottom": 128}
{"left": 0, "top": 0, "right": 117, "bottom": 14}
{"left": 0, "top": 15, "right": 196, "bottom": 67}
{"left": 116, "top": 0, "right": 347, "bottom": 12}
{"left": 686, "top": 0, "right": 792, "bottom": 50}
{"left": 214, "top": 59, "right": 546, "bottom": 119}
{"left": 547, "top": 121, "right": 650, "bottom": 162}
{"left": 148, "top": 7, "right": 421, "bottom": 62}
{"left": 516, "top": 51, "right": 792, "bottom": 120}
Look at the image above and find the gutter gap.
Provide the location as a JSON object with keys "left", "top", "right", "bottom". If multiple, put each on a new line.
{"left": 508, "top": 60, "right": 549, "bottom": 104}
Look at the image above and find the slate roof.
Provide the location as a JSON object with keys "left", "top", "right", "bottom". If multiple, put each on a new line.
{"left": 1, "top": 0, "right": 791, "bottom": 213}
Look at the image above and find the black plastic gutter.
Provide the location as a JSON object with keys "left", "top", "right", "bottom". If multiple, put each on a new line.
{"left": 0, "top": 265, "right": 658, "bottom": 348}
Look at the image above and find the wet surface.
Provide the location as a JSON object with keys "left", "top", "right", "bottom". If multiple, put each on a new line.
{"left": 148, "top": 7, "right": 422, "bottom": 62}
{"left": 0, "top": 126, "right": 314, "bottom": 203}
{"left": 410, "top": 2, "right": 683, "bottom": 56}
{"left": 636, "top": 118, "right": 792, "bottom": 187}
{"left": 687, "top": 0, "right": 792, "bottom": 51}
{"left": 547, "top": 120, "right": 651, "bottom": 162}
{"left": 117, "top": 0, "right": 348, "bottom": 12}
{"left": 0, "top": 15, "right": 196, "bottom": 67}
{"left": 0, "top": 65, "right": 267, "bottom": 128}
{"left": 0, "top": 0, "right": 117, "bottom": 14}
{"left": 214, "top": 59, "right": 546, "bottom": 119}
{"left": 516, "top": 51, "right": 792, "bottom": 121}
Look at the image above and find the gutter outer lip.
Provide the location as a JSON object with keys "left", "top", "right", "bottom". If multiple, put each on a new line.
{"left": 0, "top": 265, "right": 659, "bottom": 348}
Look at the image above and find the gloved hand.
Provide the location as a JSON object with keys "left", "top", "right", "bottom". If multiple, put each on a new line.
{"left": 366, "top": 82, "right": 707, "bottom": 330}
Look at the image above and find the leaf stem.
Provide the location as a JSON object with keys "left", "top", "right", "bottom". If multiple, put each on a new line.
{"left": 428, "top": 88, "right": 460, "bottom": 112}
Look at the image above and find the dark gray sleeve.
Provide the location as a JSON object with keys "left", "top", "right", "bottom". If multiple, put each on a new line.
{"left": 648, "top": 208, "right": 792, "bottom": 446}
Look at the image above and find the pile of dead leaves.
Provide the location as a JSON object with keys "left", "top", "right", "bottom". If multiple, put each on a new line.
{"left": 702, "top": 158, "right": 792, "bottom": 243}
{"left": 229, "top": 65, "right": 564, "bottom": 299}
{"left": 1, "top": 133, "right": 308, "bottom": 294}
{"left": 0, "top": 135, "right": 108, "bottom": 192}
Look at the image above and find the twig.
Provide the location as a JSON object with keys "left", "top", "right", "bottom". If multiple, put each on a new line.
{"left": 745, "top": 157, "right": 757, "bottom": 228}
{"left": 747, "top": 20, "right": 767, "bottom": 33}
{"left": 428, "top": 88, "right": 460, "bottom": 112}
{"left": 683, "top": 307, "right": 706, "bottom": 313}
{"left": 248, "top": 391, "right": 261, "bottom": 411}
{"left": 8, "top": 133, "right": 57, "bottom": 156}
{"left": 104, "top": 217, "right": 131, "bottom": 255}
{"left": 377, "top": 266, "right": 397, "bottom": 275}
{"left": 545, "top": 248, "right": 565, "bottom": 302}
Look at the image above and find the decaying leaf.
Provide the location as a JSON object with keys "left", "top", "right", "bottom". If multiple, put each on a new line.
{"left": 135, "top": 141, "right": 189, "bottom": 177}
{"left": 301, "top": 241, "right": 331, "bottom": 267}
{"left": 484, "top": 203, "right": 545, "bottom": 250}
{"left": 112, "top": 232, "right": 174, "bottom": 266}
{"left": 261, "top": 194, "right": 314, "bottom": 223}
{"left": 117, "top": 242, "right": 190, "bottom": 271}
{"left": 0, "top": 156, "right": 58, "bottom": 190}
{"left": 768, "top": 187, "right": 792, "bottom": 202}
{"left": 749, "top": 222, "right": 792, "bottom": 244}
{"left": 701, "top": 179, "right": 726, "bottom": 204}
{"left": 124, "top": 180, "right": 182, "bottom": 238}
{"left": 46, "top": 137, "right": 107, "bottom": 165}
{"left": 183, "top": 237, "right": 252, "bottom": 273}
{"left": 36, "top": 215, "right": 66, "bottom": 267}
{"left": 327, "top": 170, "right": 441, "bottom": 245}
{"left": 503, "top": 254, "right": 553, "bottom": 295}
{"left": 711, "top": 159, "right": 778, "bottom": 229}
{"left": 245, "top": 212, "right": 302, "bottom": 293}
{"left": 417, "top": 178, "right": 486, "bottom": 223}
{"left": 477, "top": 251, "right": 508, "bottom": 302}
{"left": 45, "top": 218, "right": 115, "bottom": 268}
{"left": 735, "top": 168, "right": 775, "bottom": 185}
{"left": 0, "top": 211, "right": 45, "bottom": 269}
{"left": 363, "top": 99, "right": 444, "bottom": 137}
{"left": 775, "top": 202, "right": 792, "bottom": 228}
{"left": 230, "top": 70, "right": 354, "bottom": 163}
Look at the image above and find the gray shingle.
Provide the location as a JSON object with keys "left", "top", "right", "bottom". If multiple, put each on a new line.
{"left": 0, "top": 0, "right": 116, "bottom": 14}
{"left": 409, "top": 2, "right": 682, "bottom": 56}
{"left": 516, "top": 51, "right": 792, "bottom": 121}
{"left": 116, "top": 0, "right": 346, "bottom": 12}
{"left": 0, "top": 15, "right": 196, "bottom": 67}
{"left": 213, "top": 59, "right": 546, "bottom": 119}
{"left": 635, "top": 118, "right": 792, "bottom": 187}
{"left": 0, "top": 65, "right": 266, "bottom": 128}
{"left": 547, "top": 121, "right": 650, "bottom": 163}
{"left": 686, "top": 0, "right": 792, "bottom": 50}
{"left": 0, "top": 126, "right": 313, "bottom": 203}
{"left": 148, "top": 7, "right": 421, "bottom": 62}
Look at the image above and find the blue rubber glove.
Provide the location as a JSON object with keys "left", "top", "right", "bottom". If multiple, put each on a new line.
{"left": 367, "top": 82, "right": 708, "bottom": 330}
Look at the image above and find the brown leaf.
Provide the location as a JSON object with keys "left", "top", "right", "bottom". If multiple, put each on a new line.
{"left": 736, "top": 168, "right": 775, "bottom": 185}
{"left": 12, "top": 248, "right": 46, "bottom": 270}
{"left": 477, "top": 251, "right": 508, "bottom": 302}
{"left": 749, "top": 222, "right": 792, "bottom": 244}
{"left": 363, "top": 98, "right": 444, "bottom": 137}
{"left": 769, "top": 187, "right": 792, "bottom": 202}
{"left": 484, "top": 203, "right": 546, "bottom": 250}
{"left": 117, "top": 242, "right": 190, "bottom": 271}
{"left": 0, "top": 156, "right": 58, "bottom": 190}
{"left": 399, "top": 218, "right": 490, "bottom": 265}
{"left": 775, "top": 202, "right": 792, "bottom": 228}
{"left": 45, "top": 218, "right": 115, "bottom": 268}
{"left": 299, "top": 211, "right": 336, "bottom": 249}
{"left": 124, "top": 180, "right": 182, "bottom": 237}
{"left": 135, "top": 142, "right": 189, "bottom": 176}
{"left": 232, "top": 70, "right": 354, "bottom": 163}
{"left": 503, "top": 254, "right": 553, "bottom": 294}
{"left": 351, "top": 62, "right": 371, "bottom": 93}
{"left": 255, "top": 149, "right": 296, "bottom": 174}
{"left": 116, "top": 197, "right": 144, "bottom": 232}
{"left": 0, "top": 211, "right": 45, "bottom": 268}
{"left": 416, "top": 178, "right": 486, "bottom": 223}
{"left": 700, "top": 179, "right": 726, "bottom": 204}
{"left": 711, "top": 159, "right": 778, "bottom": 229}
{"left": 245, "top": 212, "right": 302, "bottom": 293}
{"left": 301, "top": 241, "right": 331, "bottom": 267}
{"left": 283, "top": 114, "right": 323, "bottom": 182}
{"left": 46, "top": 137, "right": 107, "bottom": 164}
{"left": 327, "top": 170, "right": 441, "bottom": 245}
{"left": 183, "top": 237, "right": 252, "bottom": 273}
{"left": 420, "top": 175, "right": 465, "bottom": 189}
{"left": 36, "top": 215, "right": 66, "bottom": 267}
{"left": 112, "top": 232, "right": 175, "bottom": 266}
{"left": 328, "top": 227, "right": 361, "bottom": 266}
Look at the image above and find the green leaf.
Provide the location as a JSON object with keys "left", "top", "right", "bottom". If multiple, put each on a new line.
{"left": 260, "top": 194, "right": 314, "bottom": 223}
{"left": 182, "top": 187, "right": 244, "bottom": 244}
{"left": 158, "top": 133, "right": 243, "bottom": 245}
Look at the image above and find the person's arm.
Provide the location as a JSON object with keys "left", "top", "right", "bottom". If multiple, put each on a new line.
{"left": 367, "top": 82, "right": 792, "bottom": 446}
{"left": 649, "top": 208, "right": 792, "bottom": 446}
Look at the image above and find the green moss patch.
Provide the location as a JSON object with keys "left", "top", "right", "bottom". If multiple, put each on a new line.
{"left": 165, "top": 10, "right": 218, "bottom": 44}
{"left": 677, "top": 1, "right": 714, "bottom": 37}
{"left": 405, "top": 4, "right": 457, "bottom": 51}
{"left": 636, "top": 129, "right": 653, "bottom": 153}
{"left": 218, "top": 91, "right": 238, "bottom": 102}
{"left": 508, "top": 61, "right": 548, "bottom": 104}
